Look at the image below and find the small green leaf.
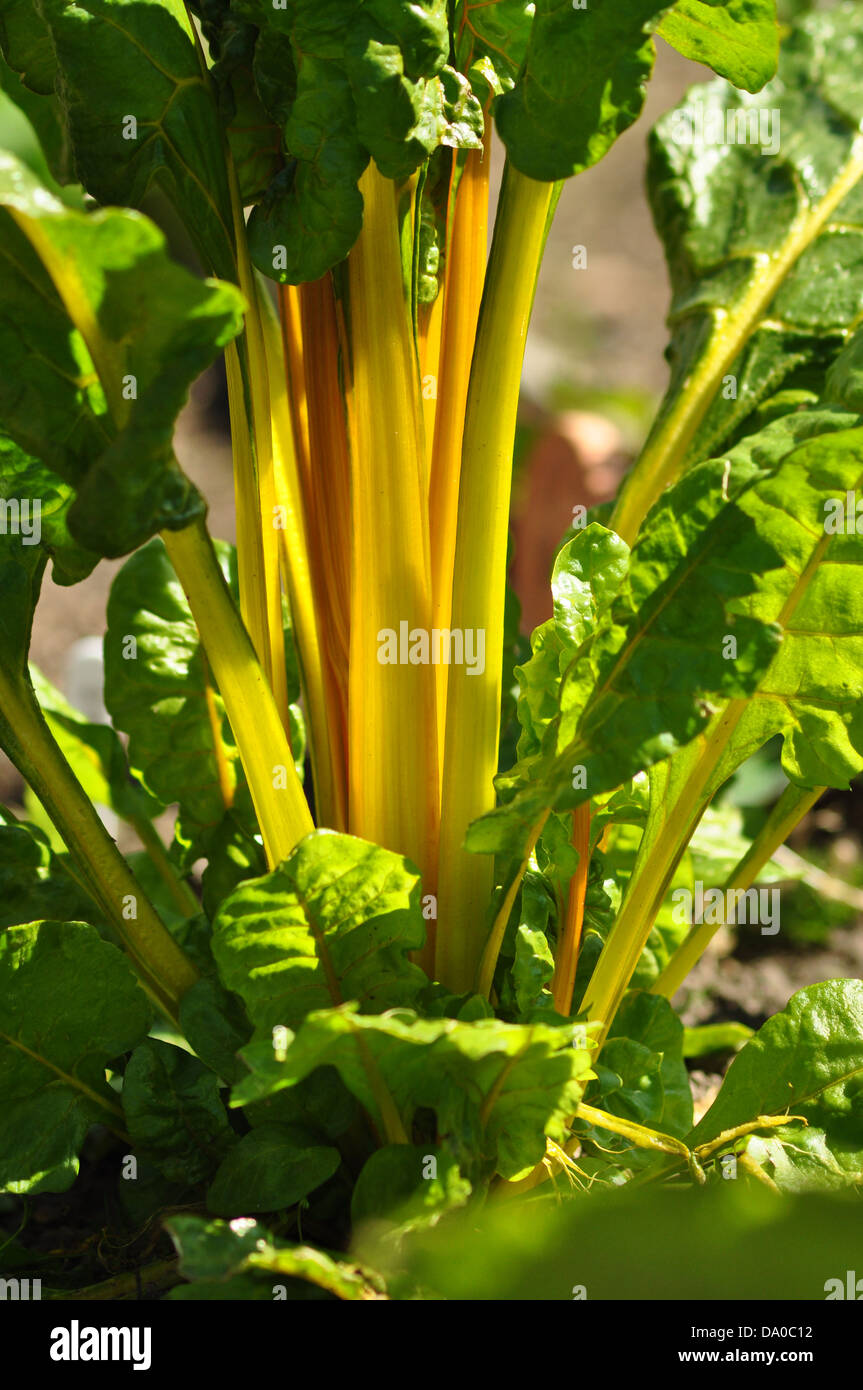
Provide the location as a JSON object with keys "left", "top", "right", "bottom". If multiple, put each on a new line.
{"left": 0, "top": 812, "right": 98, "bottom": 930}
{"left": 351, "top": 1143, "right": 470, "bottom": 1228}
{"left": 658, "top": 0, "right": 778, "bottom": 93}
{"left": 104, "top": 539, "right": 243, "bottom": 844}
{"left": 166, "top": 1213, "right": 384, "bottom": 1299}
{"left": 122, "top": 1037, "right": 235, "bottom": 1185}
{"left": 0, "top": 920, "right": 150, "bottom": 1193}
{"left": 207, "top": 1124, "right": 340, "bottom": 1216}
{"left": 179, "top": 977, "right": 252, "bottom": 1085}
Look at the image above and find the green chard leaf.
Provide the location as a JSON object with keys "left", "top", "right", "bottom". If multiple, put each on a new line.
{"left": 702, "top": 424, "right": 863, "bottom": 790}
{"left": 104, "top": 539, "right": 246, "bottom": 849}
{"left": 586, "top": 991, "right": 692, "bottom": 1140}
{"left": 206, "top": 1123, "right": 341, "bottom": 1217}
{"left": 657, "top": 0, "right": 779, "bottom": 93}
{"left": 29, "top": 664, "right": 161, "bottom": 824}
{"left": 690, "top": 980, "right": 863, "bottom": 1192}
{"left": 495, "top": 0, "right": 674, "bottom": 183}
{"left": 618, "top": 6, "right": 863, "bottom": 527}
{"left": 0, "top": 920, "right": 150, "bottom": 1193}
{"left": 233, "top": 1008, "right": 597, "bottom": 1182}
{"left": 469, "top": 460, "right": 784, "bottom": 861}
{"left": 453, "top": 0, "right": 534, "bottom": 100}
{"left": 243, "top": 0, "right": 482, "bottom": 282}
{"left": 351, "top": 1143, "right": 471, "bottom": 1231}
{"left": 122, "top": 1037, "right": 235, "bottom": 1185}
{"left": 0, "top": 152, "right": 244, "bottom": 557}
{"left": 212, "top": 831, "right": 427, "bottom": 1036}
{"left": 166, "top": 1213, "right": 384, "bottom": 1300}
{"left": 0, "top": 811, "right": 99, "bottom": 929}
{"left": 29, "top": 0, "right": 237, "bottom": 279}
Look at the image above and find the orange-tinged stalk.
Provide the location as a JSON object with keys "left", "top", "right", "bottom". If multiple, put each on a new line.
{"left": 552, "top": 802, "right": 591, "bottom": 1016}
{"left": 429, "top": 141, "right": 490, "bottom": 757}
{"left": 260, "top": 285, "right": 348, "bottom": 831}
{"left": 300, "top": 276, "right": 352, "bottom": 691}
{"left": 346, "top": 163, "right": 439, "bottom": 962}
{"left": 278, "top": 284, "right": 312, "bottom": 504}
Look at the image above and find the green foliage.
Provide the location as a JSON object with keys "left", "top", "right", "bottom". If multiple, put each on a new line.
{"left": 206, "top": 1123, "right": 341, "bottom": 1216}
{"left": 657, "top": 0, "right": 779, "bottom": 92}
{"left": 0, "top": 0, "right": 862, "bottom": 1306}
{"left": 0, "top": 921, "right": 150, "bottom": 1193}
{"left": 691, "top": 980, "right": 863, "bottom": 1190}
{"left": 212, "top": 831, "right": 428, "bottom": 1034}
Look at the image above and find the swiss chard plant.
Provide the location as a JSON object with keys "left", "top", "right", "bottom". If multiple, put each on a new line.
{"left": 0, "top": 0, "right": 861, "bottom": 1300}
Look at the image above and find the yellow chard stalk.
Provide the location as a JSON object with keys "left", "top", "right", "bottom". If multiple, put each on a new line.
{"left": 436, "top": 164, "right": 559, "bottom": 992}
{"left": 346, "top": 163, "right": 439, "bottom": 948}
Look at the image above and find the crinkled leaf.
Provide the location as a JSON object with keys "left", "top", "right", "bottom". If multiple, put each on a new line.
{"left": 644, "top": 8, "right": 863, "bottom": 472}
{"left": 657, "top": 0, "right": 778, "bottom": 93}
{"left": 207, "top": 1123, "right": 340, "bottom": 1216}
{"left": 495, "top": 0, "right": 672, "bottom": 182}
{"left": 122, "top": 1037, "right": 235, "bottom": 1185}
{"left": 514, "top": 524, "right": 629, "bottom": 765}
{"left": 0, "top": 920, "right": 150, "bottom": 1193}
{"left": 32, "top": 0, "right": 237, "bottom": 278}
{"left": 212, "top": 831, "right": 427, "bottom": 1036}
{"left": 453, "top": 0, "right": 533, "bottom": 100}
{"left": 246, "top": 56, "right": 367, "bottom": 285}
{"left": 707, "top": 427, "right": 863, "bottom": 790}
{"left": 232, "top": 1008, "right": 598, "bottom": 1181}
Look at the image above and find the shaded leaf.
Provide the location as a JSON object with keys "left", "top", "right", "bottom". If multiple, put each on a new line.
{"left": 0, "top": 920, "right": 150, "bottom": 1193}
{"left": 122, "top": 1037, "right": 235, "bottom": 1185}
{"left": 207, "top": 1123, "right": 340, "bottom": 1216}
{"left": 166, "top": 1213, "right": 384, "bottom": 1299}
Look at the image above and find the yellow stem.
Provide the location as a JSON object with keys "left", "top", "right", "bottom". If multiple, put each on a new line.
{"left": 163, "top": 518, "right": 313, "bottom": 869}
{"left": 436, "top": 165, "right": 558, "bottom": 992}
{"left": 429, "top": 141, "right": 490, "bottom": 760}
{"left": 345, "top": 163, "right": 439, "bottom": 933}
{"left": 260, "top": 286, "right": 348, "bottom": 830}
